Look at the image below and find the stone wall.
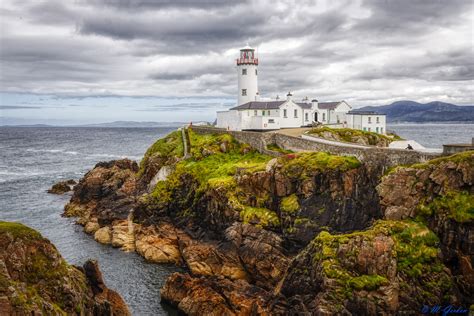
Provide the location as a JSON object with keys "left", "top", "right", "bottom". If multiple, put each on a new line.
{"left": 191, "top": 126, "right": 440, "bottom": 167}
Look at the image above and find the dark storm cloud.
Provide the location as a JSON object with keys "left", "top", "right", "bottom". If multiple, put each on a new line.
{"left": 1, "top": 0, "right": 472, "bottom": 105}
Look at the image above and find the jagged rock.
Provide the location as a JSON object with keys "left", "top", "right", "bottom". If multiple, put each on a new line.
{"left": 63, "top": 159, "right": 138, "bottom": 226}
{"left": 0, "top": 221, "right": 130, "bottom": 315}
{"left": 47, "top": 179, "right": 76, "bottom": 194}
{"left": 135, "top": 222, "right": 183, "bottom": 264}
{"left": 111, "top": 220, "right": 137, "bottom": 251}
{"left": 161, "top": 273, "right": 286, "bottom": 315}
{"left": 225, "top": 223, "right": 289, "bottom": 289}
{"left": 180, "top": 239, "right": 248, "bottom": 281}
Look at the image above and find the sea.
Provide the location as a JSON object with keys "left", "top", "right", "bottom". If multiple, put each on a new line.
{"left": 0, "top": 123, "right": 473, "bottom": 315}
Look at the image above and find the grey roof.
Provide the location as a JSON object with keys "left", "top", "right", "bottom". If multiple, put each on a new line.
{"left": 296, "top": 102, "right": 312, "bottom": 109}
{"left": 230, "top": 101, "right": 285, "bottom": 110}
{"left": 347, "top": 110, "right": 385, "bottom": 115}
{"left": 318, "top": 101, "right": 341, "bottom": 110}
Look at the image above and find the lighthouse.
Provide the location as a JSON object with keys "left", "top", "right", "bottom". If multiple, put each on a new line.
{"left": 236, "top": 44, "right": 259, "bottom": 105}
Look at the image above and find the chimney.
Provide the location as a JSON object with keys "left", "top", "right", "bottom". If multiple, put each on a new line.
{"left": 276, "top": 94, "right": 280, "bottom": 100}
{"left": 286, "top": 92, "right": 292, "bottom": 101}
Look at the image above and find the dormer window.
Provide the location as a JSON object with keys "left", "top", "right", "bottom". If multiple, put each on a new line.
{"left": 242, "top": 69, "right": 247, "bottom": 75}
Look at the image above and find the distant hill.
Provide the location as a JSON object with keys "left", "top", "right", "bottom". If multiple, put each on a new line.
{"left": 357, "top": 101, "right": 474, "bottom": 123}
{"left": 78, "top": 121, "right": 188, "bottom": 128}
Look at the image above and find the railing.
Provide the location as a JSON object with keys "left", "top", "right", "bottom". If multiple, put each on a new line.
{"left": 236, "top": 58, "right": 258, "bottom": 65}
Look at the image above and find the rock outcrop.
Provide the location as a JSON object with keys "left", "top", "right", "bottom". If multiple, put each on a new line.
{"left": 47, "top": 179, "right": 76, "bottom": 194}
{"left": 0, "top": 221, "right": 130, "bottom": 315}
{"left": 62, "top": 128, "right": 473, "bottom": 315}
{"left": 378, "top": 151, "right": 474, "bottom": 306}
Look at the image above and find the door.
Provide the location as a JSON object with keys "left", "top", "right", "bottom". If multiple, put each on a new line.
{"left": 314, "top": 112, "right": 318, "bottom": 122}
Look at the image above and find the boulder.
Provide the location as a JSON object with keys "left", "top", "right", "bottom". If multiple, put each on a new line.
{"left": 47, "top": 179, "right": 76, "bottom": 194}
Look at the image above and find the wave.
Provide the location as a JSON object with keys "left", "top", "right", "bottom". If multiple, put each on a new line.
{"left": 26, "top": 148, "right": 78, "bottom": 155}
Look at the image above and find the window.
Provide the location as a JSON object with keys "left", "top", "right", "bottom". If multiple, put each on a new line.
{"left": 242, "top": 69, "right": 247, "bottom": 75}
{"left": 305, "top": 113, "right": 309, "bottom": 121}
{"left": 255, "top": 69, "right": 258, "bottom": 75}
{"left": 376, "top": 116, "right": 380, "bottom": 123}
{"left": 242, "top": 89, "right": 247, "bottom": 96}
{"left": 267, "top": 110, "right": 270, "bottom": 115}
{"left": 283, "top": 109, "right": 287, "bottom": 118}
{"left": 368, "top": 127, "right": 371, "bottom": 132}
{"left": 368, "top": 116, "right": 372, "bottom": 123}
{"left": 294, "top": 109, "right": 298, "bottom": 118}
{"left": 381, "top": 127, "right": 384, "bottom": 133}
{"left": 376, "top": 127, "right": 379, "bottom": 133}
{"left": 363, "top": 127, "right": 367, "bottom": 131}
{"left": 322, "top": 113, "right": 326, "bottom": 121}
{"left": 254, "top": 110, "right": 257, "bottom": 116}
{"left": 262, "top": 110, "right": 265, "bottom": 116}
{"left": 268, "top": 119, "right": 275, "bottom": 123}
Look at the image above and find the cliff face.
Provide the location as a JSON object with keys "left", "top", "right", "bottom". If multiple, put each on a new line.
{"left": 0, "top": 221, "right": 130, "bottom": 315}
{"left": 378, "top": 152, "right": 474, "bottom": 305}
{"left": 63, "top": 129, "right": 473, "bottom": 315}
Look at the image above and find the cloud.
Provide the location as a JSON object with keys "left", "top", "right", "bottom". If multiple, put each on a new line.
{"left": 0, "top": 105, "right": 40, "bottom": 110}
{"left": 0, "top": 0, "right": 472, "bottom": 110}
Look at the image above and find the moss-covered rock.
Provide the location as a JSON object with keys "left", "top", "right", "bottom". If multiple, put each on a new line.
{"left": 281, "top": 220, "right": 458, "bottom": 315}
{"left": 0, "top": 221, "right": 130, "bottom": 315}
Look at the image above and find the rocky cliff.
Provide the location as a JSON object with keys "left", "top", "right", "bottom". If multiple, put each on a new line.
{"left": 62, "top": 128, "right": 473, "bottom": 315}
{"left": 0, "top": 221, "right": 130, "bottom": 315}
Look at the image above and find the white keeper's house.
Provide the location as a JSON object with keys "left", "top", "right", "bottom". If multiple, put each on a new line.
{"left": 216, "top": 45, "right": 386, "bottom": 134}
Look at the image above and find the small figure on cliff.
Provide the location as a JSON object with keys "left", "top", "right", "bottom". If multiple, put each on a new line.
{"left": 406, "top": 144, "right": 413, "bottom": 150}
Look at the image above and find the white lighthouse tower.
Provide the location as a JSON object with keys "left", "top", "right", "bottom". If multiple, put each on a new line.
{"left": 237, "top": 44, "right": 259, "bottom": 105}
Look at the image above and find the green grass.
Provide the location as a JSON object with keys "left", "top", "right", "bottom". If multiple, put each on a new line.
{"left": 280, "top": 194, "right": 300, "bottom": 213}
{"left": 0, "top": 221, "right": 42, "bottom": 240}
{"left": 279, "top": 152, "right": 361, "bottom": 179}
{"left": 240, "top": 206, "right": 280, "bottom": 227}
{"left": 410, "top": 150, "right": 474, "bottom": 170}
{"left": 418, "top": 190, "right": 474, "bottom": 223}
{"left": 138, "top": 130, "right": 184, "bottom": 176}
{"left": 266, "top": 143, "right": 294, "bottom": 154}
{"left": 308, "top": 126, "right": 397, "bottom": 146}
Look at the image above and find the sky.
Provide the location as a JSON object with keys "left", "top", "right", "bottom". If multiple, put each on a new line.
{"left": 0, "top": 0, "right": 473, "bottom": 125}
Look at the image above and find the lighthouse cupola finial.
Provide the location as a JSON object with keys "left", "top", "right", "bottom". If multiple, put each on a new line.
{"left": 237, "top": 44, "right": 259, "bottom": 105}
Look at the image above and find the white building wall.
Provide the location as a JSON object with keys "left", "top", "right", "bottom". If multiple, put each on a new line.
{"left": 216, "top": 110, "right": 242, "bottom": 131}
{"left": 237, "top": 64, "right": 258, "bottom": 105}
{"left": 347, "top": 114, "right": 386, "bottom": 134}
{"left": 279, "top": 101, "right": 305, "bottom": 128}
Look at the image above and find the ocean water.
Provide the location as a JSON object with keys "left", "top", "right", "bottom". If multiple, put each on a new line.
{"left": 0, "top": 124, "right": 472, "bottom": 315}
{"left": 387, "top": 123, "right": 474, "bottom": 148}
{"left": 0, "top": 127, "right": 180, "bottom": 316}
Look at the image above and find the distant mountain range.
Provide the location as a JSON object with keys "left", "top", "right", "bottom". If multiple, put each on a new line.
{"left": 357, "top": 101, "right": 474, "bottom": 122}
